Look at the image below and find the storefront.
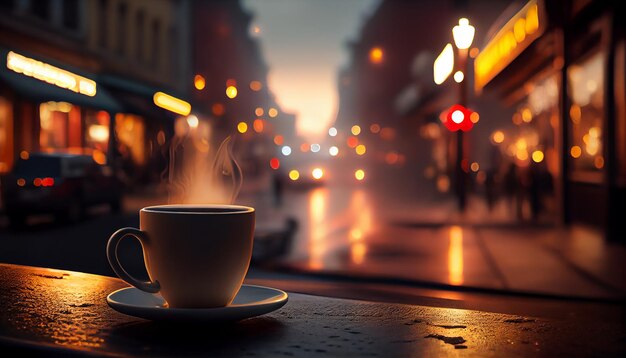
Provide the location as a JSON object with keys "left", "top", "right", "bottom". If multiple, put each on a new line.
{"left": 475, "top": 0, "right": 625, "bottom": 239}
{"left": 0, "top": 48, "right": 122, "bottom": 173}
{"left": 99, "top": 74, "right": 198, "bottom": 186}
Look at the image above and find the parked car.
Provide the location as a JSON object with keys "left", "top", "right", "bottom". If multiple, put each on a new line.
{"left": 0, "top": 152, "right": 123, "bottom": 226}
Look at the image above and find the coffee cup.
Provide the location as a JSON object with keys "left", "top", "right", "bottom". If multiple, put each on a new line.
{"left": 107, "top": 204, "right": 255, "bottom": 308}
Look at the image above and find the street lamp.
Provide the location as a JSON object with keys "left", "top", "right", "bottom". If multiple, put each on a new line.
{"left": 453, "top": 18, "right": 475, "bottom": 50}
{"left": 452, "top": 18, "right": 475, "bottom": 211}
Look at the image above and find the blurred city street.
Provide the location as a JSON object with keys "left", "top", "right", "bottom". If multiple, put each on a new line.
{"left": 1, "top": 0, "right": 625, "bottom": 355}
{"left": 2, "top": 174, "right": 625, "bottom": 303}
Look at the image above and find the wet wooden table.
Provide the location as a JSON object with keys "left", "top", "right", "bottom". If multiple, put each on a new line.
{"left": 0, "top": 263, "right": 624, "bottom": 357}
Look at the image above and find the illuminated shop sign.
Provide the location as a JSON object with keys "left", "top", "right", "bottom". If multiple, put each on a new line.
{"left": 474, "top": 0, "right": 545, "bottom": 92}
{"left": 6, "top": 51, "right": 97, "bottom": 96}
{"left": 433, "top": 43, "right": 454, "bottom": 85}
{"left": 153, "top": 91, "right": 191, "bottom": 116}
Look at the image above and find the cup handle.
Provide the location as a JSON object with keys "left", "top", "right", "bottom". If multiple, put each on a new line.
{"left": 107, "top": 227, "right": 160, "bottom": 293}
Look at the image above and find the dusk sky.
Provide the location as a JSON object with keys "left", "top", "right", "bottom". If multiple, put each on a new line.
{"left": 242, "top": 0, "right": 380, "bottom": 139}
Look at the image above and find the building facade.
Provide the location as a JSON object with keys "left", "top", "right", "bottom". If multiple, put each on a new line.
{"left": 0, "top": 0, "right": 192, "bottom": 188}
{"left": 475, "top": 0, "right": 625, "bottom": 239}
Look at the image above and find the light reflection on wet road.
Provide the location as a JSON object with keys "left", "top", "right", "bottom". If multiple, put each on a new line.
{"left": 244, "top": 184, "right": 626, "bottom": 299}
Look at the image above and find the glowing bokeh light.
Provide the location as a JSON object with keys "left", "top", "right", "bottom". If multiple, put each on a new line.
{"left": 355, "top": 144, "right": 366, "bottom": 155}
{"left": 249, "top": 81, "right": 262, "bottom": 91}
{"left": 453, "top": 71, "right": 464, "bottom": 83}
{"left": 369, "top": 47, "right": 383, "bottom": 64}
{"left": 312, "top": 168, "right": 324, "bottom": 179}
{"left": 351, "top": 125, "right": 361, "bottom": 135}
{"left": 355, "top": 169, "right": 365, "bottom": 181}
{"left": 328, "top": 127, "right": 337, "bottom": 137}
{"left": 289, "top": 170, "right": 300, "bottom": 180}
{"left": 281, "top": 145, "right": 292, "bottom": 156}
{"left": 268, "top": 108, "right": 278, "bottom": 117}
{"left": 532, "top": 150, "right": 544, "bottom": 163}
{"left": 329, "top": 146, "right": 339, "bottom": 156}
{"left": 186, "top": 115, "right": 199, "bottom": 128}
{"left": 310, "top": 144, "right": 321, "bottom": 153}
{"left": 492, "top": 130, "right": 505, "bottom": 143}
{"left": 226, "top": 85, "right": 238, "bottom": 99}
{"left": 255, "top": 107, "right": 264, "bottom": 116}
{"left": 237, "top": 122, "right": 248, "bottom": 133}
{"left": 253, "top": 119, "right": 264, "bottom": 133}
{"left": 269, "top": 157, "right": 280, "bottom": 170}
{"left": 194, "top": 74, "right": 205, "bottom": 90}
{"left": 451, "top": 110, "right": 464, "bottom": 124}
{"left": 212, "top": 103, "right": 225, "bottom": 116}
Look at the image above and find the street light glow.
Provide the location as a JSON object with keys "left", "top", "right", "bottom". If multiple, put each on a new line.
{"left": 355, "top": 144, "right": 366, "bottom": 155}
{"left": 249, "top": 81, "right": 262, "bottom": 91}
{"left": 492, "top": 130, "right": 505, "bottom": 143}
{"left": 226, "top": 85, "right": 238, "bottom": 99}
{"left": 453, "top": 18, "right": 475, "bottom": 50}
{"left": 453, "top": 71, "right": 464, "bottom": 83}
{"left": 194, "top": 74, "right": 205, "bottom": 90}
{"left": 369, "top": 47, "right": 383, "bottom": 64}
{"left": 312, "top": 168, "right": 324, "bottom": 180}
{"left": 289, "top": 170, "right": 300, "bottom": 181}
{"left": 451, "top": 110, "right": 464, "bottom": 124}
{"left": 355, "top": 169, "right": 365, "bottom": 181}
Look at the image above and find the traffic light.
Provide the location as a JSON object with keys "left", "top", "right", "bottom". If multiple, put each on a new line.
{"left": 444, "top": 104, "right": 474, "bottom": 132}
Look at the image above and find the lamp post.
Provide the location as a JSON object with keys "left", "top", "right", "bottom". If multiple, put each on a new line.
{"left": 452, "top": 18, "right": 475, "bottom": 212}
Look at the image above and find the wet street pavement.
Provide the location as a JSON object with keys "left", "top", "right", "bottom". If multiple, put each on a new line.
{"left": 240, "top": 180, "right": 626, "bottom": 302}
{"left": 2, "top": 180, "right": 626, "bottom": 304}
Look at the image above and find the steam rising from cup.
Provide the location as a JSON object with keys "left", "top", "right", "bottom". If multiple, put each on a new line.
{"left": 164, "top": 122, "right": 242, "bottom": 205}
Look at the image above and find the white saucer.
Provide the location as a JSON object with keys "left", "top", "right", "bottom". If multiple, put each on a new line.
{"left": 107, "top": 284, "right": 288, "bottom": 322}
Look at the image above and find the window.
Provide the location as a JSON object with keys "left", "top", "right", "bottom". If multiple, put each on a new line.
{"left": 62, "top": 0, "right": 79, "bottom": 30}
{"left": 39, "top": 102, "right": 70, "bottom": 151}
{"left": 98, "top": 0, "right": 108, "bottom": 48}
{"left": 0, "top": 97, "right": 13, "bottom": 173}
{"left": 567, "top": 52, "right": 604, "bottom": 175}
{"left": 30, "top": 0, "right": 51, "bottom": 21}
{"left": 135, "top": 10, "right": 145, "bottom": 62}
{"left": 115, "top": 114, "right": 145, "bottom": 166}
{"left": 169, "top": 26, "right": 178, "bottom": 79}
{"left": 152, "top": 20, "right": 161, "bottom": 69}
{"left": 0, "top": 1, "right": 15, "bottom": 11}
{"left": 117, "top": 2, "right": 128, "bottom": 55}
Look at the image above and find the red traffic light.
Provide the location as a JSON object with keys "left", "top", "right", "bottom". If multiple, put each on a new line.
{"left": 444, "top": 104, "right": 474, "bottom": 132}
